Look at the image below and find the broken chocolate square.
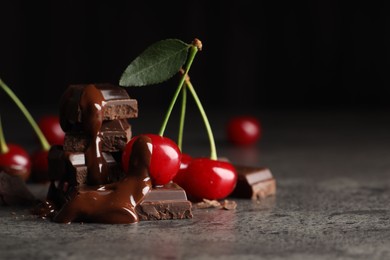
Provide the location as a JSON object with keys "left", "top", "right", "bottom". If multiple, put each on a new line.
{"left": 64, "top": 119, "right": 132, "bottom": 152}
{"left": 60, "top": 83, "right": 138, "bottom": 131}
{"left": 48, "top": 145, "right": 124, "bottom": 186}
{"left": 136, "top": 182, "right": 193, "bottom": 220}
{"left": 230, "top": 165, "right": 276, "bottom": 200}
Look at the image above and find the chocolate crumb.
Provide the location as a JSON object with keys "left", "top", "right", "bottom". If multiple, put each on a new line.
{"left": 221, "top": 200, "right": 237, "bottom": 210}
{"left": 194, "top": 199, "right": 237, "bottom": 210}
{"left": 194, "top": 199, "right": 222, "bottom": 209}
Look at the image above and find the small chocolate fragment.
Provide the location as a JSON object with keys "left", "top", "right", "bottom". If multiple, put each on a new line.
{"left": 64, "top": 120, "right": 132, "bottom": 152}
{"left": 230, "top": 165, "right": 276, "bottom": 200}
{"left": 221, "top": 200, "right": 237, "bottom": 210}
{"left": 194, "top": 199, "right": 222, "bottom": 209}
{"left": 194, "top": 199, "right": 237, "bottom": 210}
{"left": 60, "top": 83, "right": 138, "bottom": 131}
{"left": 47, "top": 145, "right": 65, "bottom": 180}
{"left": 136, "top": 182, "right": 193, "bottom": 221}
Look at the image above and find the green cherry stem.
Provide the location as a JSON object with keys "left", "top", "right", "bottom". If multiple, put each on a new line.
{"left": 0, "top": 78, "right": 51, "bottom": 151}
{"left": 185, "top": 78, "right": 217, "bottom": 160}
{"left": 0, "top": 115, "right": 9, "bottom": 154}
{"left": 177, "top": 84, "right": 187, "bottom": 150}
{"left": 158, "top": 40, "right": 200, "bottom": 136}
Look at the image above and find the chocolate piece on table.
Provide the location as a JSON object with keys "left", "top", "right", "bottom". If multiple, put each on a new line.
{"left": 136, "top": 182, "right": 193, "bottom": 221}
{"left": 48, "top": 145, "right": 124, "bottom": 186}
{"left": 64, "top": 119, "right": 132, "bottom": 152}
{"left": 60, "top": 83, "right": 138, "bottom": 131}
{"left": 0, "top": 171, "right": 36, "bottom": 206}
{"left": 230, "top": 165, "right": 276, "bottom": 200}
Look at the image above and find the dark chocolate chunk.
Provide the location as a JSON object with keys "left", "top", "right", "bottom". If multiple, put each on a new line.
{"left": 230, "top": 165, "right": 276, "bottom": 200}
{"left": 63, "top": 119, "right": 132, "bottom": 152}
{"left": 136, "top": 182, "right": 193, "bottom": 221}
{"left": 0, "top": 171, "right": 36, "bottom": 206}
{"left": 48, "top": 145, "right": 86, "bottom": 182}
{"left": 60, "top": 83, "right": 138, "bottom": 131}
{"left": 47, "top": 145, "right": 65, "bottom": 181}
{"left": 48, "top": 145, "right": 124, "bottom": 186}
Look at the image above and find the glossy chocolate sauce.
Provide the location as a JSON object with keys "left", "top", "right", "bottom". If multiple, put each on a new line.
{"left": 59, "top": 84, "right": 131, "bottom": 185}
{"left": 36, "top": 84, "right": 152, "bottom": 223}
{"left": 53, "top": 135, "right": 152, "bottom": 224}
{"left": 79, "top": 84, "right": 110, "bottom": 185}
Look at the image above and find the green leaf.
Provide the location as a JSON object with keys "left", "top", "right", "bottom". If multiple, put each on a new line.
{"left": 119, "top": 39, "right": 190, "bottom": 87}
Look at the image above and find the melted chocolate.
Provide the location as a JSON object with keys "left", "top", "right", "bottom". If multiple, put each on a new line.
{"left": 35, "top": 84, "right": 152, "bottom": 223}
{"left": 79, "top": 85, "right": 110, "bottom": 185}
{"left": 59, "top": 84, "right": 133, "bottom": 185}
{"left": 52, "top": 135, "right": 152, "bottom": 224}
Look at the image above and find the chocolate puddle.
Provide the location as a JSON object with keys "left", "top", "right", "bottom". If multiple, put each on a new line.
{"left": 34, "top": 84, "right": 154, "bottom": 223}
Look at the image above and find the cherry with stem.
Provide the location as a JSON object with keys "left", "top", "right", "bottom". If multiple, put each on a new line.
{"left": 122, "top": 40, "right": 202, "bottom": 186}
{"left": 174, "top": 75, "right": 237, "bottom": 200}
{"left": 158, "top": 39, "right": 201, "bottom": 137}
{"left": 0, "top": 115, "right": 31, "bottom": 181}
{"left": 0, "top": 78, "right": 50, "bottom": 151}
{"left": 172, "top": 43, "right": 237, "bottom": 200}
{"left": 0, "top": 78, "right": 51, "bottom": 182}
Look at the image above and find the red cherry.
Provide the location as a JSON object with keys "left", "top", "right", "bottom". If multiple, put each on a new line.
{"left": 181, "top": 158, "right": 237, "bottom": 200}
{"left": 173, "top": 153, "right": 192, "bottom": 188}
{"left": 122, "top": 134, "right": 181, "bottom": 186}
{"left": 38, "top": 115, "right": 65, "bottom": 145}
{"left": 227, "top": 116, "right": 261, "bottom": 146}
{"left": 0, "top": 144, "right": 31, "bottom": 181}
{"left": 30, "top": 150, "right": 49, "bottom": 183}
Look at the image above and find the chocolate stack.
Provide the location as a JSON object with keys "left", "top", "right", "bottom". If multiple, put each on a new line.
{"left": 49, "top": 83, "right": 137, "bottom": 187}
{"left": 40, "top": 83, "right": 192, "bottom": 223}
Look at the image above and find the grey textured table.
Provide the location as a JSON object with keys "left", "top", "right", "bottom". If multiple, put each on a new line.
{"left": 1, "top": 109, "right": 390, "bottom": 259}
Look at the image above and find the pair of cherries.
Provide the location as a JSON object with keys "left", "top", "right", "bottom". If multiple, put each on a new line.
{"left": 0, "top": 116, "right": 64, "bottom": 182}
{"left": 122, "top": 134, "right": 237, "bottom": 200}
{"left": 121, "top": 116, "right": 262, "bottom": 200}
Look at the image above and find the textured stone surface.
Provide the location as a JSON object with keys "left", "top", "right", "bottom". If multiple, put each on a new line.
{"left": 1, "top": 109, "right": 390, "bottom": 259}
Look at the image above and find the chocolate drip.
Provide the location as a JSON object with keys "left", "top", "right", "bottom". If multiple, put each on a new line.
{"left": 31, "top": 181, "right": 65, "bottom": 218}
{"left": 53, "top": 135, "right": 152, "bottom": 224}
{"left": 79, "top": 85, "right": 109, "bottom": 185}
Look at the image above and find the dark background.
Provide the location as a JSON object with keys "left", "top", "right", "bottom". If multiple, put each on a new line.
{"left": 0, "top": 1, "right": 388, "bottom": 111}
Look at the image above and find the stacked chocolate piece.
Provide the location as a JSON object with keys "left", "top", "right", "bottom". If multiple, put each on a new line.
{"left": 40, "top": 83, "right": 192, "bottom": 223}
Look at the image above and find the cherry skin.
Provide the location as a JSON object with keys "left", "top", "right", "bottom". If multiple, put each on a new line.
{"left": 38, "top": 115, "right": 65, "bottom": 145}
{"left": 0, "top": 144, "right": 31, "bottom": 181}
{"left": 226, "top": 116, "right": 261, "bottom": 146}
{"left": 30, "top": 150, "right": 49, "bottom": 183}
{"left": 180, "top": 158, "right": 237, "bottom": 200}
{"left": 122, "top": 134, "right": 181, "bottom": 186}
{"left": 173, "top": 153, "right": 192, "bottom": 188}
